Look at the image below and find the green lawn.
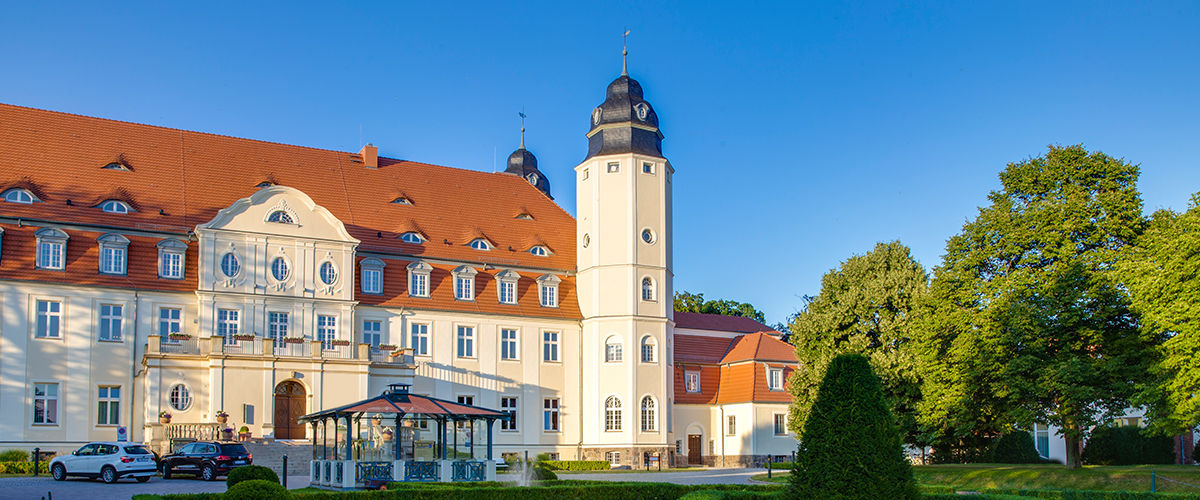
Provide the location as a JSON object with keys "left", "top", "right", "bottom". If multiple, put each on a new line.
{"left": 755, "top": 465, "right": 1200, "bottom": 494}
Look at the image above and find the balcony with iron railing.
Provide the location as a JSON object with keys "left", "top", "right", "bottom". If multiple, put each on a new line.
{"left": 147, "top": 335, "right": 413, "bottom": 365}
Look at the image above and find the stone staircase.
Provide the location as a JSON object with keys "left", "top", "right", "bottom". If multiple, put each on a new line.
{"left": 242, "top": 441, "right": 313, "bottom": 477}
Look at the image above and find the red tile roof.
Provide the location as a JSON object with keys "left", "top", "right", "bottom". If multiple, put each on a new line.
{"left": 0, "top": 103, "right": 581, "bottom": 318}
{"left": 674, "top": 334, "right": 736, "bottom": 364}
{"left": 674, "top": 311, "right": 773, "bottom": 333}
{"left": 673, "top": 332, "right": 797, "bottom": 404}
{"left": 720, "top": 332, "right": 797, "bottom": 363}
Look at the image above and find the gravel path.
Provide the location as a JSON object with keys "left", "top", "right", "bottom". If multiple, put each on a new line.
{"left": 0, "top": 474, "right": 310, "bottom": 500}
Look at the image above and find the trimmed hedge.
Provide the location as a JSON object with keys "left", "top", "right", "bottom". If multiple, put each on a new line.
{"left": 765, "top": 461, "right": 795, "bottom": 470}
{"left": 225, "top": 479, "right": 289, "bottom": 500}
{"left": 0, "top": 461, "right": 49, "bottom": 474}
{"left": 991, "top": 431, "right": 1043, "bottom": 464}
{"left": 1083, "top": 426, "right": 1174, "bottom": 465}
{"left": 0, "top": 449, "right": 28, "bottom": 462}
{"left": 226, "top": 465, "right": 279, "bottom": 488}
{"left": 542, "top": 460, "right": 611, "bottom": 471}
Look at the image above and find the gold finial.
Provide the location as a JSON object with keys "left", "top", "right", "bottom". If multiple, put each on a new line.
{"left": 622, "top": 29, "right": 630, "bottom": 76}
{"left": 519, "top": 109, "right": 527, "bottom": 149}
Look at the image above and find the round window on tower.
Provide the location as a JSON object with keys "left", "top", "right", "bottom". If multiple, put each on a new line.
{"left": 582, "top": 233, "right": 591, "bottom": 248}
{"left": 641, "top": 228, "right": 656, "bottom": 245}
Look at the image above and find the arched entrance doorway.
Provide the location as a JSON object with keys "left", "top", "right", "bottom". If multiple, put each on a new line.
{"left": 274, "top": 381, "right": 306, "bottom": 439}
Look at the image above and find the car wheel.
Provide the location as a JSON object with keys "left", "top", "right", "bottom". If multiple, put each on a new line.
{"left": 101, "top": 466, "right": 117, "bottom": 484}
{"left": 161, "top": 465, "right": 172, "bottom": 479}
{"left": 201, "top": 464, "right": 216, "bottom": 481}
{"left": 136, "top": 476, "right": 150, "bottom": 483}
{"left": 51, "top": 463, "right": 66, "bottom": 481}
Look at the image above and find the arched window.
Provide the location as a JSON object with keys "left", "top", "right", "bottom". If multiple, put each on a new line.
{"left": 641, "top": 277, "right": 655, "bottom": 301}
{"left": 640, "top": 396, "right": 656, "bottom": 432}
{"left": 2, "top": 188, "right": 36, "bottom": 204}
{"left": 529, "top": 245, "right": 549, "bottom": 256}
{"left": 640, "top": 335, "right": 657, "bottom": 363}
{"left": 399, "top": 232, "right": 424, "bottom": 244}
{"left": 468, "top": 238, "right": 491, "bottom": 251}
{"left": 98, "top": 200, "right": 131, "bottom": 214}
{"left": 604, "top": 336, "right": 623, "bottom": 363}
{"left": 267, "top": 210, "right": 294, "bottom": 224}
{"left": 604, "top": 396, "right": 622, "bottom": 432}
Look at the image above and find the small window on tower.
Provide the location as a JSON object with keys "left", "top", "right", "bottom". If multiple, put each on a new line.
{"left": 582, "top": 169, "right": 589, "bottom": 180}
{"left": 607, "top": 162, "right": 619, "bottom": 173}
{"left": 642, "top": 162, "right": 655, "bottom": 174}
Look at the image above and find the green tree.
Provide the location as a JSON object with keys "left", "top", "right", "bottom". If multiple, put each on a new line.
{"left": 1120, "top": 193, "right": 1200, "bottom": 434}
{"left": 673, "top": 291, "right": 767, "bottom": 323}
{"left": 789, "top": 353, "right": 918, "bottom": 500}
{"left": 786, "top": 241, "right": 927, "bottom": 449}
{"left": 917, "top": 145, "right": 1157, "bottom": 469}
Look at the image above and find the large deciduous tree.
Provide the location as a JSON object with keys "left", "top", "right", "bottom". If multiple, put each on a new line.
{"left": 1120, "top": 194, "right": 1200, "bottom": 434}
{"left": 673, "top": 291, "right": 767, "bottom": 324}
{"left": 917, "top": 144, "right": 1157, "bottom": 469}
{"left": 786, "top": 241, "right": 928, "bottom": 448}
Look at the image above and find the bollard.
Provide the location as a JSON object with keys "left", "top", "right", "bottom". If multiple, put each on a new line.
{"left": 33, "top": 447, "right": 40, "bottom": 477}
{"left": 767, "top": 456, "right": 772, "bottom": 480}
{"left": 282, "top": 455, "right": 288, "bottom": 489}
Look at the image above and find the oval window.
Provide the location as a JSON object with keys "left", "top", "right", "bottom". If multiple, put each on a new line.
{"left": 319, "top": 261, "right": 337, "bottom": 285}
{"left": 641, "top": 229, "right": 656, "bottom": 244}
{"left": 582, "top": 234, "right": 591, "bottom": 248}
{"left": 169, "top": 384, "right": 192, "bottom": 411}
{"left": 271, "top": 257, "right": 290, "bottom": 281}
{"left": 221, "top": 253, "right": 240, "bottom": 278}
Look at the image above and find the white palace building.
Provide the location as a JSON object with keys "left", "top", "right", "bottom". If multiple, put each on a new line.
{"left": 0, "top": 67, "right": 799, "bottom": 468}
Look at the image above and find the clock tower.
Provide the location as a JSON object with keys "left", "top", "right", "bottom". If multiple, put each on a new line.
{"left": 575, "top": 62, "right": 674, "bottom": 464}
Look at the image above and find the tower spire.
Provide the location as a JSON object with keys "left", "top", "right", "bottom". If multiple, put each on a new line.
{"left": 622, "top": 29, "right": 630, "bottom": 76}
{"left": 519, "top": 109, "right": 526, "bottom": 149}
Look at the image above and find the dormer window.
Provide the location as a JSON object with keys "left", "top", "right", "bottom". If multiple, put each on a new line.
{"left": 267, "top": 210, "right": 294, "bottom": 224}
{"left": 98, "top": 233, "right": 130, "bottom": 275}
{"left": 255, "top": 181, "right": 274, "bottom": 188}
{"left": 515, "top": 213, "right": 534, "bottom": 220}
{"left": 537, "top": 273, "right": 560, "bottom": 308}
{"left": 157, "top": 239, "right": 188, "bottom": 280}
{"left": 3, "top": 188, "right": 37, "bottom": 204}
{"left": 391, "top": 197, "right": 413, "bottom": 205}
{"left": 102, "top": 162, "right": 131, "bottom": 171}
{"left": 530, "top": 245, "right": 550, "bottom": 257}
{"left": 35, "top": 228, "right": 68, "bottom": 270}
{"left": 360, "top": 257, "right": 385, "bottom": 294}
{"left": 399, "top": 232, "right": 425, "bottom": 244}
{"left": 468, "top": 238, "right": 491, "bottom": 251}
{"left": 453, "top": 265, "right": 477, "bottom": 301}
{"left": 495, "top": 269, "right": 520, "bottom": 305}
{"left": 98, "top": 200, "right": 132, "bottom": 214}
{"left": 407, "top": 261, "right": 432, "bottom": 298}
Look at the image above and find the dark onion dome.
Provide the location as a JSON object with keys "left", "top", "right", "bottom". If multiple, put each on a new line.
{"left": 585, "top": 73, "right": 663, "bottom": 160}
{"left": 504, "top": 146, "right": 552, "bottom": 199}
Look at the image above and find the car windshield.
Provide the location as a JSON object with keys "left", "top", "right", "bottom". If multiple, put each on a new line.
{"left": 124, "top": 445, "right": 152, "bottom": 455}
{"left": 220, "top": 443, "right": 248, "bottom": 455}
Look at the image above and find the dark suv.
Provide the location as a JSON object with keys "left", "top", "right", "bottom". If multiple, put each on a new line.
{"left": 160, "top": 441, "right": 253, "bottom": 481}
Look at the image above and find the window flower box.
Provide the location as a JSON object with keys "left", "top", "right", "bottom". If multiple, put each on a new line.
{"left": 233, "top": 334, "right": 257, "bottom": 342}
{"left": 283, "top": 337, "right": 306, "bottom": 344}
{"left": 378, "top": 344, "right": 398, "bottom": 351}
{"left": 168, "top": 333, "right": 193, "bottom": 341}
{"left": 330, "top": 339, "right": 351, "bottom": 347}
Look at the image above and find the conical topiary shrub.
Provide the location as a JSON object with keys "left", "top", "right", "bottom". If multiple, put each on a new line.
{"left": 789, "top": 353, "right": 917, "bottom": 499}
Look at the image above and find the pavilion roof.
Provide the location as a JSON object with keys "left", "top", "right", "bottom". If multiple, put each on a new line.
{"left": 300, "top": 390, "right": 507, "bottom": 422}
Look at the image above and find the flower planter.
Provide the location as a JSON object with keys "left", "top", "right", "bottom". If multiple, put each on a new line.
{"left": 217, "top": 415, "right": 228, "bottom": 424}
{"left": 168, "top": 335, "right": 192, "bottom": 341}
{"left": 233, "top": 335, "right": 256, "bottom": 342}
{"left": 159, "top": 417, "right": 171, "bottom": 424}
{"left": 238, "top": 432, "right": 251, "bottom": 441}
{"left": 221, "top": 429, "right": 234, "bottom": 440}
{"left": 378, "top": 344, "right": 398, "bottom": 351}
{"left": 381, "top": 429, "right": 393, "bottom": 442}
{"left": 283, "top": 337, "right": 306, "bottom": 344}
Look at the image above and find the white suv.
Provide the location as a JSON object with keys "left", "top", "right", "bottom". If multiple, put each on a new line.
{"left": 50, "top": 442, "right": 157, "bottom": 483}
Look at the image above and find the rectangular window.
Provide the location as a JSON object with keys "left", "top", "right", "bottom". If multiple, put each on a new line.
{"left": 409, "top": 323, "right": 428, "bottom": 355}
{"left": 768, "top": 368, "right": 784, "bottom": 391}
{"left": 543, "top": 331, "right": 559, "bottom": 362}
{"left": 362, "top": 268, "right": 382, "bottom": 294}
{"left": 37, "top": 241, "right": 64, "bottom": 270}
{"left": 98, "top": 304, "right": 122, "bottom": 341}
{"left": 685, "top": 371, "right": 701, "bottom": 393}
{"left": 456, "top": 395, "right": 474, "bottom": 406}
{"left": 774, "top": 414, "right": 787, "bottom": 435}
{"left": 98, "top": 386, "right": 120, "bottom": 426}
{"left": 499, "top": 281, "right": 516, "bottom": 304}
{"left": 642, "top": 162, "right": 655, "bottom": 174}
{"left": 607, "top": 162, "right": 619, "bottom": 173}
{"left": 33, "top": 382, "right": 58, "bottom": 425}
{"left": 100, "top": 246, "right": 125, "bottom": 274}
{"left": 268, "top": 312, "right": 289, "bottom": 347}
{"left": 500, "top": 397, "right": 518, "bottom": 431}
{"left": 605, "top": 342, "right": 623, "bottom": 362}
{"left": 362, "top": 320, "right": 382, "bottom": 348}
{"left": 500, "top": 328, "right": 519, "bottom": 361}
{"left": 606, "top": 451, "right": 621, "bottom": 466}
{"left": 641, "top": 340, "right": 656, "bottom": 363}
{"left": 456, "top": 325, "right": 475, "bottom": 358}
{"left": 217, "top": 309, "right": 240, "bottom": 345}
{"left": 160, "top": 252, "right": 183, "bottom": 279}
{"left": 1035, "top": 424, "right": 1049, "bottom": 458}
{"left": 543, "top": 398, "right": 560, "bottom": 432}
{"left": 158, "top": 307, "right": 181, "bottom": 343}
{"left": 35, "top": 300, "right": 62, "bottom": 338}
{"left": 539, "top": 285, "right": 557, "bottom": 307}
{"left": 317, "top": 315, "right": 337, "bottom": 350}
{"left": 410, "top": 273, "right": 428, "bottom": 297}
{"left": 455, "top": 276, "right": 473, "bottom": 300}
{"left": 726, "top": 415, "right": 737, "bottom": 436}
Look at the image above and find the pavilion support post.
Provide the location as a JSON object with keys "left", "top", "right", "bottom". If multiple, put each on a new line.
{"left": 344, "top": 415, "right": 353, "bottom": 464}
{"left": 487, "top": 418, "right": 494, "bottom": 460}
{"left": 394, "top": 414, "right": 402, "bottom": 460}
{"left": 453, "top": 419, "right": 458, "bottom": 459}
{"left": 469, "top": 420, "right": 475, "bottom": 459}
{"left": 332, "top": 417, "right": 339, "bottom": 460}
{"left": 311, "top": 422, "right": 318, "bottom": 460}
{"left": 440, "top": 417, "right": 448, "bottom": 460}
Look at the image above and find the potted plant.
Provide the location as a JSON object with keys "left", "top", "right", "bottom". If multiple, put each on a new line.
{"left": 238, "top": 426, "right": 251, "bottom": 441}
{"left": 381, "top": 428, "right": 393, "bottom": 442}
{"left": 215, "top": 410, "right": 229, "bottom": 424}
{"left": 221, "top": 427, "right": 234, "bottom": 440}
{"left": 159, "top": 410, "right": 172, "bottom": 424}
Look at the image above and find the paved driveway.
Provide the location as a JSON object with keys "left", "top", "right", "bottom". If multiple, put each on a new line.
{"left": 555, "top": 468, "right": 770, "bottom": 485}
{"left": 0, "top": 475, "right": 310, "bottom": 500}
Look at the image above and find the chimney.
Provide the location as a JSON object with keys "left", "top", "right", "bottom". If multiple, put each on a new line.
{"left": 359, "top": 143, "right": 378, "bottom": 169}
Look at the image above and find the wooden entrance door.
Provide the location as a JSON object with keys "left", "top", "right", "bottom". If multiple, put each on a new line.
{"left": 273, "top": 381, "right": 306, "bottom": 439}
{"left": 687, "top": 434, "right": 702, "bottom": 465}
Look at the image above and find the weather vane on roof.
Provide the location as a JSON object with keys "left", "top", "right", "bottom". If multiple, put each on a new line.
{"left": 519, "top": 108, "right": 527, "bottom": 149}
{"left": 622, "top": 28, "right": 631, "bottom": 76}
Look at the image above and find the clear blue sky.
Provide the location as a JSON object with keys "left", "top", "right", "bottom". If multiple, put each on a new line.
{"left": 3, "top": 1, "right": 1198, "bottom": 325}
